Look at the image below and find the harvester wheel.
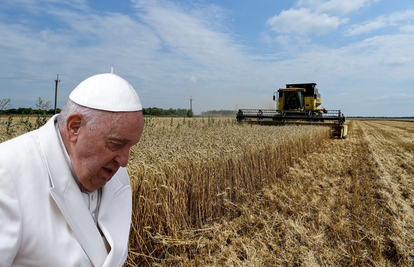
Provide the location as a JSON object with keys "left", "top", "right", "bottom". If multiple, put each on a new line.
{"left": 341, "top": 125, "right": 348, "bottom": 139}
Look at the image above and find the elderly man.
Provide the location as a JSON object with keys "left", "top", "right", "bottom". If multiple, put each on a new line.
{"left": 0, "top": 72, "right": 144, "bottom": 266}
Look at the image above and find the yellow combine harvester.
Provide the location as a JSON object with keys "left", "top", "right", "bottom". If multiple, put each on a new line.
{"left": 236, "top": 83, "right": 348, "bottom": 139}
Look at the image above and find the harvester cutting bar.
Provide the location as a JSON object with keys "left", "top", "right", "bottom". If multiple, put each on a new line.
{"left": 236, "top": 109, "right": 345, "bottom": 124}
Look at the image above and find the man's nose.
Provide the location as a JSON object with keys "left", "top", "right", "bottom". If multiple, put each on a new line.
{"left": 115, "top": 149, "right": 130, "bottom": 167}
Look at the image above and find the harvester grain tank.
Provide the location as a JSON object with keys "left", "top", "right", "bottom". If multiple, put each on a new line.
{"left": 236, "top": 83, "right": 348, "bottom": 138}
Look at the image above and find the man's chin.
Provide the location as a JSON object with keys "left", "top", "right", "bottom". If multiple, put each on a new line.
{"left": 85, "top": 175, "right": 111, "bottom": 191}
{"left": 86, "top": 178, "right": 108, "bottom": 191}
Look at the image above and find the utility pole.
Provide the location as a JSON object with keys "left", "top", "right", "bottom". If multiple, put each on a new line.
{"left": 54, "top": 74, "right": 60, "bottom": 114}
{"left": 190, "top": 96, "right": 193, "bottom": 110}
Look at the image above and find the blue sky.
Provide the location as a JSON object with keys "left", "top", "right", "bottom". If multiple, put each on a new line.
{"left": 1, "top": 0, "right": 414, "bottom": 116}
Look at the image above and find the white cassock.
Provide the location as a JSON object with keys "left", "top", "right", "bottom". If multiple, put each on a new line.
{"left": 0, "top": 115, "right": 132, "bottom": 267}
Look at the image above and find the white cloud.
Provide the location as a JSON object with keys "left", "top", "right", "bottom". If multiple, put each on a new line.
{"left": 400, "top": 24, "right": 414, "bottom": 33}
{"left": 295, "top": 0, "right": 378, "bottom": 15}
{"left": 189, "top": 76, "right": 197, "bottom": 83}
{"left": 3, "top": 0, "right": 89, "bottom": 13}
{"left": 365, "top": 93, "right": 414, "bottom": 102}
{"left": 346, "top": 19, "right": 387, "bottom": 36}
{"left": 382, "top": 57, "right": 411, "bottom": 66}
{"left": 266, "top": 0, "right": 380, "bottom": 39}
{"left": 346, "top": 9, "right": 414, "bottom": 36}
{"left": 132, "top": 0, "right": 247, "bottom": 68}
{"left": 317, "top": 0, "right": 378, "bottom": 15}
{"left": 267, "top": 8, "right": 347, "bottom": 35}
{"left": 265, "top": 0, "right": 376, "bottom": 38}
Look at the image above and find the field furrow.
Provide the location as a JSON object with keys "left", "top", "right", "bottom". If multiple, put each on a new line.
{"left": 357, "top": 120, "right": 414, "bottom": 265}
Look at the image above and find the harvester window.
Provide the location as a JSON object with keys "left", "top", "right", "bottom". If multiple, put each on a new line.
{"left": 283, "top": 91, "right": 302, "bottom": 110}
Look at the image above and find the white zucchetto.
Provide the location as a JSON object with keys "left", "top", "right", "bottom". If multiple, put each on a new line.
{"left": 69, "top": 73, "right": 142, "bottom": 112}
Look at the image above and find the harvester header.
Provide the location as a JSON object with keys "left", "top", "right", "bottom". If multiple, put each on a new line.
{"left": 236, "top": 83, "right": 348, "bottom": 139}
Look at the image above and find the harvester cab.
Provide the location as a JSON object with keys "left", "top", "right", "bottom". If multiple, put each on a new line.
{"left": 273, "top": 83, "right": 326, "bottom": 114}
{"left": 236, "top": 83, "right": 348, "bottom": 139}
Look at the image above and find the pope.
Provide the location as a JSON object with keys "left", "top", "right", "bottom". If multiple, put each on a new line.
{"left": 0, "top": 72, "right": 144, "bottom": 267}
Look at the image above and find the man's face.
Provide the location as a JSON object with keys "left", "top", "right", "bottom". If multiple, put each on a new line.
{"left": 69, "top": 111, "right": 144, "bottom": 191}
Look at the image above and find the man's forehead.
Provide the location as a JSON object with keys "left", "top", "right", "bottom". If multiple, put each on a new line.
{"left": 99, "top": 111, "right": 143, "bottom": 142}
{"left": 105, "top": 126, "right": 141, "bottom": 144}
{"left": 98, "top": 111, "right": 140, "bottom": 126}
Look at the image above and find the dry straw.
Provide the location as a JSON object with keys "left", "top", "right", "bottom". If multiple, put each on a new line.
{"left": 125, "top": 117, "right": 330, "bottom": 266}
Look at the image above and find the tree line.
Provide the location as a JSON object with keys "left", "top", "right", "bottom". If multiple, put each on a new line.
{"left": 142, "top": 107, "right": 193, "bottom": 117}
{"left": 1, "top": 98, "right": 236, "bottom": 118}
{"left": 142, "top": 108, "right": 236, "bottom": 117}
{"left": 0, "top": 97, "right": 57, "bottom": 115}
{"left": 200, "top": 109, "right": 236, "bottom": 116}
{"left": 0, "top": 107, "right": 61, "bottom": 115}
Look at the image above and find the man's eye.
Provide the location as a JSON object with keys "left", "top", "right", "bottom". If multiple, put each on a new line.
{"left": 107, "top": 142, "right": 124, "bottom": 150}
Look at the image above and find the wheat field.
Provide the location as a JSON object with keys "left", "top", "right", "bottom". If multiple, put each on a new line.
{"left": 124, "top": 118, "right": 414, "bottom": 266}
{"left": 125, "top": 117, "right": 330, "bottom": 266}
{"left": 1, "top": 116, "right": 413, "bottom": 266}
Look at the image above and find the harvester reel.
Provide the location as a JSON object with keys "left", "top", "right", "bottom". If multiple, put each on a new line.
{"left": 306, "top": 111, "right": 313, "bottom": 124}
{"left": 281, "top": 110, "right": 286, "bottom": 125}
{"left": 257, "top": 110, "right": 263, "bottom": 124}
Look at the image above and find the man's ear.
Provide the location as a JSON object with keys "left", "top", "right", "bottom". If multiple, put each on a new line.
{"left": 66, "top": 114, "right": 83, "bottom": 142}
